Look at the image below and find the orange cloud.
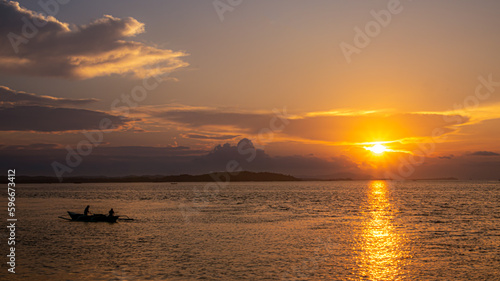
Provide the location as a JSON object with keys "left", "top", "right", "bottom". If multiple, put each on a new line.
{"left": 0, "top": 2, "right": 188, "bottom": 79}
{"left": 137, "top": 105, "right": 469, "bottom": 150}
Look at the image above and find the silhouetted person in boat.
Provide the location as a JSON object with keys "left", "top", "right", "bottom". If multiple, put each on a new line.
{"left": 108, "top": 208, "right": 115, "bottom": 217}
{"left": 84, "top": 205, "right": 91, "bottom": 216}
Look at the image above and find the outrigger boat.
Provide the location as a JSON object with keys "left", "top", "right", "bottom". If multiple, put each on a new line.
{"left": 66, "top": 211, "right": 119, "bottom": 223}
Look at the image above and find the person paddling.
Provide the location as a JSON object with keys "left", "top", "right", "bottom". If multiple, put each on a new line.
{"left": 108, "top": 208, "right": 115, "bottom": 217}
{"left": 84, "top": 205, "right": 91, "bottom": 216}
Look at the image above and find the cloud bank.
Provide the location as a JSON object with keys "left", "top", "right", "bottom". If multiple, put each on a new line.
{"left": 0, "top": 105, "right": 126, "bottom": 132}
{"left": 148, "top": 107, "right": 469, "bottom": 145}
{"left": 469, "top": 151, "right": 500, "bottom": 156}
{"left": 0, "top": 85, "right": 127, "bottom": 131}
{"left": 0, "top": 85, "right": 97, "bottom": 106}
{"left": 1, "top": 138, "right": 498, "bottom": 179}
{"left": 0, "top": 1, "right": 188, "bottom": 79}
{"left": 0, "top": 139, "right": 365, "bottom": 178}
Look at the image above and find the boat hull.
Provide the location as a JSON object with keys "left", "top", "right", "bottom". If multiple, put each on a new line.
{"left": 67, "top": 211, "right": 119, "bottom": 223}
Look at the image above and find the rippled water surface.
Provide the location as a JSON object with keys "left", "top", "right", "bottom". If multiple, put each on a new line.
{"left": 1, "top": 181, "right": 499, "bottom": 280}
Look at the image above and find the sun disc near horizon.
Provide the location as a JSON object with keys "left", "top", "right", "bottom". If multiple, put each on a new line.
{"left": 365, "top": 143, "right": 389, "bottom": 154}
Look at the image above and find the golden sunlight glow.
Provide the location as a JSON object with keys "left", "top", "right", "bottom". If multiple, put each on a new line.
{"left": 364, "top": 143, "right": 388, "bottom": 154}
{"left": 356, "top": 181, "right": 411, "bottom": 280}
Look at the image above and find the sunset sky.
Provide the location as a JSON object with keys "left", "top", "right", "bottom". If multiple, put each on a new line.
{"left": 1, "top": 0, "right": 499, "bottom": 179}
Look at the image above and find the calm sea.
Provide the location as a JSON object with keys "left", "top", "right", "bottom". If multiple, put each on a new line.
{"left": 1, "top": 181, "right": 499, "bottom": 280}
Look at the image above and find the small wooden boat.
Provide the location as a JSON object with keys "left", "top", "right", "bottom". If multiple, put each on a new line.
{"left": 67, "top": 211, "right": 119, "bottom": 223}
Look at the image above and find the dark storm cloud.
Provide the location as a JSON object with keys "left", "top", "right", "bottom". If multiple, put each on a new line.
{"left": 0, "top": 1, "right": 187, "bottom": 79}
{"left": 0, "top": 105, "right": 127, "bottom": 132}
{"left": 0, "top": 86, "right": 97, "bottom": 106}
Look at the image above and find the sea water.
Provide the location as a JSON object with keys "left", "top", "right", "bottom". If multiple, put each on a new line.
{"left": 1, "top": 181, "right": 499, "bottom": 280}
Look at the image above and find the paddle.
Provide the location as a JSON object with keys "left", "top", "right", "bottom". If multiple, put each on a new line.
{"left": 118, "top": 215, "right": 134, "bottom": 221}
{"left": 58, "top": 216, "right": 72, "bottom": 221}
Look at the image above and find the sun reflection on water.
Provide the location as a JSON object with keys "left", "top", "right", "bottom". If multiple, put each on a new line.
{"left": 356, "top": 181, "right": 410, "bottom": 280}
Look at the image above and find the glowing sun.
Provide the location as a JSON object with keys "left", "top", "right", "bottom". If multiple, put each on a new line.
{"left": 365, "top": 143, "right": 389, "bottom": 154}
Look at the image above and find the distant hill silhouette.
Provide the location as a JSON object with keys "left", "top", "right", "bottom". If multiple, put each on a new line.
{"left": 410, "top": 177, "right": 458, "bottom": 181}
{"left": 6, "top": 171, "right": 300, "bottom": 183}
